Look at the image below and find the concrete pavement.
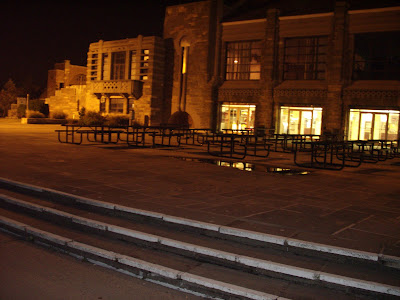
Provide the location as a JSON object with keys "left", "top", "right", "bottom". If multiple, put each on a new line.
{"left": 0, "top": 119, "right": 399, "bottom": 257}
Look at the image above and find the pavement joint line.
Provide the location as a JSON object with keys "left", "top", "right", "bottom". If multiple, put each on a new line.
{"left": 0, "top": 216, "right": 281, "bottom": 300}
{"left": 1, "top": 177, "right": 399, "bottom": 264}
{"left": 2, "top": 194, "right": 400, "bottom": 296}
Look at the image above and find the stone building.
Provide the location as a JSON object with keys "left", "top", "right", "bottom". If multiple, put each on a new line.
{"left": 164, "top": 0, "right": 400, "bottom": 140}
{"left": 45, "top": 0, "right": 400, "bottom": 140}
{"left": 86, "top": 36, "right": 165, "bottom": 125}
{"left": 46, "top": 60, "right": 88, "bottom": 119}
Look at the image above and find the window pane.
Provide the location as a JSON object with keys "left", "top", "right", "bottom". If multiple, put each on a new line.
{"left": 283, "top": 36, "right": 327, "bottom": 80}
{"left": 225, "top": 41, "right": 261, "bottom": 80}
{"left": 353, "top": 32, "right": 400, "bottom": 80}
{"left": 111, "top": 52, "right": 126, "bottom": 80}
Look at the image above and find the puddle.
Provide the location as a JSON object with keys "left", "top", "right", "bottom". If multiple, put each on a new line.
{"left": 174, "top": 157, "right": 310, "bottom": 175}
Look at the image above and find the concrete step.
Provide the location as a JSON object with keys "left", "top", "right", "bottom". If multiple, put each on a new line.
{"left": 0, "top": 177, "right": 399, "bottom": 268}
{"left": 0, "top": 178, "right": 399, "bottom": 299}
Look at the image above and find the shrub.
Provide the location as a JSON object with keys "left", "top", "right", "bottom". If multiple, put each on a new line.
{"left": 17, "top": 104, "right": 26, "bottom": 118}
{"left": 52, "top": 111, "right": 68, "bottom": 119}
{"left": 78, "top": 111, "right": 106, "bottom": 126}
{"left": 27, "top": 110, "right": 45, "bottom": 118}
{"left": 78, "top": 107, "right": 86, "bottom": 118}
{"left": 106, "top": 115, "right": 130, "bottom": 127}
{"left": 28, "top": 100, "right": 49, "bottom": 117}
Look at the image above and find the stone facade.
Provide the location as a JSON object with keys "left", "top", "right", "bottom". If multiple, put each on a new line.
{"left": 86, "top": 36, "right": 165, "bottom": 125}
{"left": 44, "top": 1, "right": 400, "bottom": 139}
{"left": 165, "top": 0, "right": 399, "bottom": 137}
{"left": 45, "top": 60, "right": 88, "bottom": 119}
{"left": 163, "top": 1, "right": 221, "bottom": 128}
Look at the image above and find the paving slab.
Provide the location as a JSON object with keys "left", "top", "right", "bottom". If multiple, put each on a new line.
{"left": 0, "top": 119, "right": 399, "bottom": 256}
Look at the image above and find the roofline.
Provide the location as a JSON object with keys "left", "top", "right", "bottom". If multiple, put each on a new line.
{"left": 279, "top": 12, "right": 333, "bottom": 20}
{"left": 222, "top": 6, "right": 400, "bottom": 26}
{"left": 222, "top": 18, "right": 265, "bottom": 26}
{"left": 348, "top": 6, "right": 400, "bottom": 14}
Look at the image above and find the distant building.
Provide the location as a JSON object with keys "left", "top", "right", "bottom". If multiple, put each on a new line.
{"left": 86, "top": 36, "right": 165, "bottom": 125}
{"left": 46, "top": 60, "right": 87, "bottom": 119}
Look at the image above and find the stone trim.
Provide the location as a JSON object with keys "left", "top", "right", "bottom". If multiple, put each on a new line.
{"left": 219, "top": 89, "right": 262, "bottom": 96}
{"left": 343, "top": 90, "right": 399, "bottom": 99}
{"left": 274, "top": 89, "right": 327, "bottom": 97}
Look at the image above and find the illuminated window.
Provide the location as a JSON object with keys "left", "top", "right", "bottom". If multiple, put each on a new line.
{"left": 220, "top": 104, "right": 256, "bottom": 130}
{"left": 279, "top": 107, "right": 322, "bottom": 135}
{"left": 140, "top": 49, "right": 149, "bottom": 80}
{"left": 353, "top": 32, "right": 400, "bottom": 80}
{"left": 89, "top": 53, "right": 98, "bottom": 81}
{"left": 109, "top": 98, "right": 124, "bottom": 113}
{"left": 348, "top": 109, "right": 399, "bottom": 140}
{"left": 283, "top": 36, "right": 327, "bottom": 80}
{"left": 225, "top": 41, "right": 261, "bottom": 80}
{"left": 111, "top": 52, "right": 126, "bottom": 80}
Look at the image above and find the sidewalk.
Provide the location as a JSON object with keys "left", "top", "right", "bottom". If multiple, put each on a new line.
{"left": 0, "top": 119, "right": 399, "bottom": 256}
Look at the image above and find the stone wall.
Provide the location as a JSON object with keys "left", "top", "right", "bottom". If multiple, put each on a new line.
{"left": 163, "top": 0, "right": 215, "bottom": 128}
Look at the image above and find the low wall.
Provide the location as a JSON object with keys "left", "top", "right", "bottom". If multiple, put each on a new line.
{"left": 21, "top": 118, "right": 68, "bottom": 125}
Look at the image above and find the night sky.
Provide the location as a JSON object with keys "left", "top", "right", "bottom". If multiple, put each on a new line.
{"left": 0, "top": 0, "right": 196, "bottom": 95}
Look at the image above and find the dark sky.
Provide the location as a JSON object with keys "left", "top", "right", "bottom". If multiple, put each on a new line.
{"left": 0, "top": 0, "right": 196, "bottom": 93}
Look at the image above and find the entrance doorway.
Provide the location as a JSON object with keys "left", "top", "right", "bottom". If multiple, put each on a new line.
{"left": 279, "top": 106, "right": 322, "bottom": 135}
{"left": 348, "top": 109, "right": 399, "bottom": 140}
{"left": 219, "top": 104, "right": 256, "bottom": 130}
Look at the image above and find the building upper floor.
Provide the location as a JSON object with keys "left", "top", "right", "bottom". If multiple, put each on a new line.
{"left": 47, "top": 60, "right": 86, "bottom": 98}
{"left": 219, "top": 4, "right": 400, "bottom": 89}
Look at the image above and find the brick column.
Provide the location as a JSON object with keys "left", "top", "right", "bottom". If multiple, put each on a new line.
{"left": 258, "top": 8, "right": 279, "bottom": 130}
{"left": 325, "top": 1, "right": 348, "bottom": 135}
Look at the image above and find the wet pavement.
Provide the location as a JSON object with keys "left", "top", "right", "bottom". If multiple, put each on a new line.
{"left": 0, "top": 119, "right": 399, "bottom": 256}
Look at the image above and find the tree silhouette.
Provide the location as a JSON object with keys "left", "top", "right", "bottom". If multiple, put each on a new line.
{"left": 0, "top": 79, "right": 18, "bottom": 117}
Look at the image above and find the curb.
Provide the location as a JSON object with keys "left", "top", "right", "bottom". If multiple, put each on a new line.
{"left": 1, "top": 193, "right": 399, "bottom": 297}
{"left": 1, "top": 176, "right": 398, "bottom": 266}
{"left": 0, "top": 215, "right": 284, "bottom": 300}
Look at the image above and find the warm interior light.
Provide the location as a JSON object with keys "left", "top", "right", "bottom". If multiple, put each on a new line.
{"left": 234, "top": 59, "right": 238, "bottom": 64}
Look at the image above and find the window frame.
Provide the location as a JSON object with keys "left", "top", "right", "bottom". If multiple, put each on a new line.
{"left": 225, "top": 40, "right": 262, "bottom": 81}
{"left": 283, "top": 36, "right": 328, "bottom": 80}
{"left": 352, "top": 31, "right": 400, "bottom": 80}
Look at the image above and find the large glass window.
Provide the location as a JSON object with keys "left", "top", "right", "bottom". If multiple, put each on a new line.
{"left": 109, "top": 98, "right": 124, "bottom": 113}
{"left": 348, "top": 109, "right": 399, "bottom": 140}
{"left": 283, "top": 36, "right": 328, "bottom": 80}
{"left": 111, "top": 52, "right": 126, "bottom": 80}
{"left": 225, "top": 41, "right": 261, "bottom": 80}
{"left": 279, "top": 106, "right": 322, "bottom": 135}
{"left": 353, "top": 32, "right": 400, "bottom": 80}
{"left": 220, "top": 104, "right": 256, "bottom": 130}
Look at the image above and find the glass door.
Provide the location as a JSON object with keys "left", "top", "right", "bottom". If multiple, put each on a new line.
{"left": 219, "top": 104, "right": 256, "bottom": 130}
{"left": 359, "top": 113, "right": 373, "bottom": 140}
{"left": 373, "top": 114, "right": 388, "bottom": 140}
{"left": 300, "top": 111, "right": 313, "bottom": 134}
{"left": 288, "top": 110, "right": 300, "bottom": 134}
{"left": 388, "top": 114, "right": 399, "bottom": 140}
{"left": 229, "top": 109, "right": 238, "bottom": 130}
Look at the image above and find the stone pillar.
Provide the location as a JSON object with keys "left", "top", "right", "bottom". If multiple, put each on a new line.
{"left": 258, "top": 8, "right": 280, "bottom": 130}
{"left": 105, "top": 96, "right": 110, "bottom": 114}
{"left": 124, "top": 51, "right": 130, "bottom": 80}
{"left": 122, "top": 95, "right": 128, "bottom": 114}
{"left": 325, "top": 1, "right": 348, "bottom": 135}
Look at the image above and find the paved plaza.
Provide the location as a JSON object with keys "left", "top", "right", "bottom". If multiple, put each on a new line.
{"left": 0, "top": 119, "right": 399, "bottom": 256}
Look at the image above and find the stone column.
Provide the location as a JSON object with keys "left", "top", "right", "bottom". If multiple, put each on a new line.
{"left": 258, "top": 8, "right": 280, "bottom": 130}
{"left": 325, "top": 1, "right": 348, "bottom": 135}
